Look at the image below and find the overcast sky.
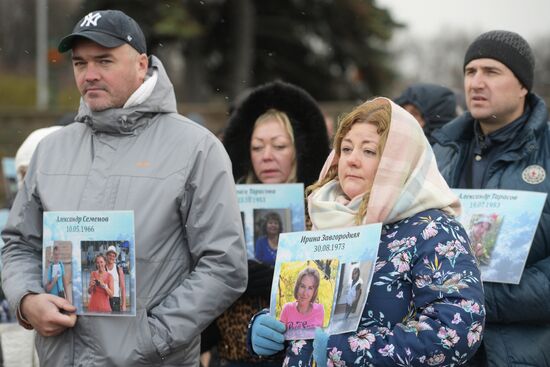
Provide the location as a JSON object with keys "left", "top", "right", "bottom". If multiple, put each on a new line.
{"left": 376, "top": 0, "right": 550, "bottom": 42}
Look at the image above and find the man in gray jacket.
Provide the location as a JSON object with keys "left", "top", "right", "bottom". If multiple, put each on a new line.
{"left": 1, "top": 10, "right": 247, "bottom": 366}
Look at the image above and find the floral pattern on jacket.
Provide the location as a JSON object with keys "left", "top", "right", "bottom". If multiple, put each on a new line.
{"left": 283, "top": 209, "right": 485, "bottom": 367}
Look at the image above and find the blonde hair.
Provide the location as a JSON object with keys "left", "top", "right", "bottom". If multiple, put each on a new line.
{"left": 246, "top": 109, "right": 297, "bottom": 183}
{"left": 306, "top": 98, "right": 391, "bottom": 224}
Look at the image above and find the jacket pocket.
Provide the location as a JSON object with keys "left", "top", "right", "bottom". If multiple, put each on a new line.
{"left": 99, "top": 309, "right": 163, "bottom": 366}
{"left": 133, "top": 308, "right": 163, "bottom": 365}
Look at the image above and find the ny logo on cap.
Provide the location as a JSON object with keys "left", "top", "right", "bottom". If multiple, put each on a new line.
{"left": 80, "top": 12, "right": 102, "bottom": 27}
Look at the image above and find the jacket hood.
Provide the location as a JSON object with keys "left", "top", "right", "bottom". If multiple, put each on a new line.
{"left": 75, "top": 55, "right": 177, "bottom": 134}
{"left": 223, "top": 80, "right": 330, "bottom": 187}
{"left": 394, "top": 83, "right": 457, "bottom": 134}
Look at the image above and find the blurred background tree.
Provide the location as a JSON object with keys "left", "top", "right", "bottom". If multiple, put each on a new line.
{"left": 0, "top": 0, "right": 401, "bottom": 108}
{"left": 2, "top": 0, "right": 550, "bottom": 109}
{"left": 81, "top": 0, "right": 400, "bottom": 103}
{"left": 3, "top": 0, "right": 550, "bottom": 207}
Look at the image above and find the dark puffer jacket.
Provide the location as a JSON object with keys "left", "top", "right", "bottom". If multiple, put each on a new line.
{"left": 216, "top": 80, "right": 331, "bottom": 363}
{"left": 395, "top": 83, "right": 457, "bottom": 144}
{"left": 432, "top": 93, "right": 550, "bottom": 367}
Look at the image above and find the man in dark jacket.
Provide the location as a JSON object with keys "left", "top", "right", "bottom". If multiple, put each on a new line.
{"left": 432, "top": 30, "right": 550, "bottom": 367}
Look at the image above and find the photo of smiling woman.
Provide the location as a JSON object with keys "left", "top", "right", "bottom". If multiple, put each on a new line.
{"left": 280, "top": 267, "right": 324, "bottom": 332}
{"left": 87, "top": 254, "right": 114, "bottom": 313}
{"left": 254, "top": 209, "right": 291, "bottom": 265}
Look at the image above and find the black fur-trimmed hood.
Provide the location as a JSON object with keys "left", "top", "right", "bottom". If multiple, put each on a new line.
{"left": 223, "top": 81, "right": 330, "bottom": 187}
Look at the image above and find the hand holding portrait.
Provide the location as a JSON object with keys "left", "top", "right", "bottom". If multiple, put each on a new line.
{"left": 20, "top": 293, "right": 76, "bottom": 336}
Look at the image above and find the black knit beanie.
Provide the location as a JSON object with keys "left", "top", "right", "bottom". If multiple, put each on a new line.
{"left": 463, "top": 30, "right": 534, "bottom": 91}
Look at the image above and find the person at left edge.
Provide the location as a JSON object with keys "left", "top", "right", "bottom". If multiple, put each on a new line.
{"left": 0, "top": 9, "right": 247, "bottom": 367}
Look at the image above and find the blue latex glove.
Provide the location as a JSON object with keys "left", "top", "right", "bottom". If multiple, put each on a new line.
{"left": 251, "top": 314, "right": 286, "bottom": 356}
{"left": 312, "top": 328, "right": 329, "bottom": 367}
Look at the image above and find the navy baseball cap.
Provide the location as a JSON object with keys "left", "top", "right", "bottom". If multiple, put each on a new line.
{"left": 58, "top": 10, "right": 147, "bottom": 54}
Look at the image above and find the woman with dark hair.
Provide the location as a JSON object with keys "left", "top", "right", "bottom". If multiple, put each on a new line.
{"left": 254, "top": 212, "right": 283, "bottom": 265}
{"left": 208, "top": 80, "right": 330, "bottom": 367}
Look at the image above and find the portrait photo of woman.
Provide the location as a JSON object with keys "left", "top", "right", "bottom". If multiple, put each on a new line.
{"left": 279, "top": 267, "right": 325, "bottom": 336}
{"left": 344, "top": 267, "right": 362, "bottom": 319}
{"left": 329, "top": 261, "right": 373, "bottom": 333}
{"left": 87, "top": 254, "right": 114, "bottom": 313}
{"left": 254, "top": 210, "right": 289, "bottom": 265}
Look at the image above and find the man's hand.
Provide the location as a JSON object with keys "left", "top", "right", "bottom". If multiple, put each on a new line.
{"left": 20, "top": 293, "right": 77, "bottom": 336}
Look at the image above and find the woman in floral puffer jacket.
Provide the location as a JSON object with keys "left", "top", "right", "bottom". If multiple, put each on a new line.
{"left": 249, "top": 97, "right": 485, "bottom": 366}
